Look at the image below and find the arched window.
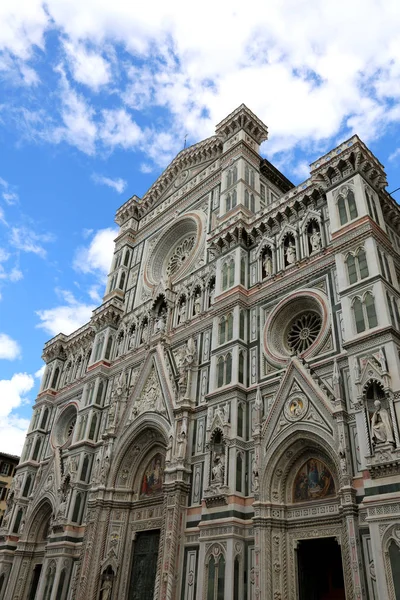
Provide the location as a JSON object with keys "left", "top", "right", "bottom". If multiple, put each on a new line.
{"left": 40, "top": 408, "right": 49, "bottom": 430}
{"left": 80, "top": 456, "right": 90, "bottom": 482}
{"left": 13, "top": 508, "right": 23, "bottom": 533}
{"left": 232, "top": 189, "right": 237, "bottom": 208}
{"left": 227, "top": 313, "right": 233, "bottom": 341}
{"left": 32, "top": 438, "right": 41, "bottom": 462}
{"left": 88, "top": 414, "right": 98, "bottom": 441}
{"left": 237, "top": 403, "right": 244, "bottom": 437}
{"left": 118, "top": 271, "right": 126, "bottom": 290}
{"left": 229, "top": 260, "right": 235, "bottom": 287}
{"left": 104, "top": 336, "right": 113, "bottom": 360}
{"left": 50, "top": 367, "right": 59, "bottom": 389}
{"left": 236, "top": 452, "right": 243, "bottom": 492}
{"left": 226, "top": 194, "right": 231, "bottom": 212}
{"left": 226, "top": 354, "right": 232, "bottom": 384}
{"left": 353, "top": 294, "right": 378, "bottom": 333}
{"left": 338, "top": 188, "right": 358, "bottom": 225}
{"left": 240, "top": 257, "right": 246, "bottom": 286}
{"left": 222, "top": 263, "right": 228, "bottom": 291}
{"left": 55, "top": 568, "right": 67, "bottom": 600}
{"left": 245, "top": 164, "right": 250, "bottom": 184}
{"left": 72, "top": 493, "right": 83, "bottom": 523}
{"left": 346, "top": 249, "right": 369, "bottom": 284}
{"left": 239, "top": 311, "right": 245, "bottom": 340}
{"left": 217, "top": 358, "right": 224, "bottom": 388}
{"left": 234, "top": 556, "right": 240, "bottom": 600}
{"left": 365, "top": 292, "right": 378, "bottom": 328}
{"left": 96, "top": 380, "right": 104, "bottom": 405}
{"left": 207, "top": 554, "right": 225, "bottom": 600}
{"left": 244, "top": 189, "right": 249, "bottom": 209}
{"left": 251, "top": 170, "right": 255, "bottom": 188}
{"left": 94, "top": 336, "right": 104, "bottom": 362}
{"left": 43, "top": 563, "right": 56, "bottom": 600}
{"left": 219, "top": 317, "right": 226, "bottom": 345}
{"left": 383, "top": 255, "right": 393, "bottom": 284}
{"left": 32, "top": 410, "right": 40, "bottom": 430}
{"left": 123, "top": 250, "right": 130, "bottom": 267}
{"left": 232, "top": 165, "right": 237, "bottom": 183}
{"left": 22, "top": 475, "right": 32, "bottom": 498}
{"left": 238, "top": 352, "right": 244, "bottom": 384}
{"left": 0, "top": 573, "right": 5, "bottom": 597}
{"left": 250, "top": 193, "right": 255, "bottom": 213}
{"left": 353, "top": 297, "right": 365, "bottom": 333}
{"left": 227, "top": 170, "right": 232, "bottom": 188}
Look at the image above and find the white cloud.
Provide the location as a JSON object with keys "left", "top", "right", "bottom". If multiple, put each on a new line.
{"left": 36, "top": 289, "right": 96, "bottom": 336}
{"left": 64, "top": 40, "right": 111, "bottom": 90}
{"left": 0, "top": 332, "right": 21, "bottom": 360}
{"left": 1, "top": 0, "right": 400, "bottom": 166}
{"left": 35, "top": 364, "right": 46, "bottom": 379}
{"left": 0, "top": 176, "right": 19, "bottom": 204}
{"left": 389, "top": 148, "right": 400, "bottom": 163}
{"left": 9, "top": 226, "right": 54, "bottom": 258}
{"left": 98, "top": 108, "right": 143, "bottom": 150}
{"left": 0, "top": 372, "right": 35, "bottom": 455}
{"left": 92, "top": 173, "right": 127, "bottom": 193}
{"left": 73, "top": 227, "right": 117, "bottom": 275}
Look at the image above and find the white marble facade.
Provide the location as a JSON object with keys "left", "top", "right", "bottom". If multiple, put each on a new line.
{"left": 1, "top": 105, "right": 400, "bottom": 600}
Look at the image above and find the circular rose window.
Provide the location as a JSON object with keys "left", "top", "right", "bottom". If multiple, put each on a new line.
{"left": 287, "top": 312, "right": 322, "bottom": 354}
{"left": 145, "top": 212, "right": 205, "bottom": 287}
{"left": 52, "top": 404, "right": 78, "bottom": 448}
{"left": 263, "top": 289, "right": 330, "bottom": 366}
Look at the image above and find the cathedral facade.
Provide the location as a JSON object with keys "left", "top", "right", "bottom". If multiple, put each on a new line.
{"left": 1, "top": 105, "right": 400, "bottom": 600}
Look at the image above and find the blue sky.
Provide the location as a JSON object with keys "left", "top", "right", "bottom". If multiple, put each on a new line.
{"left": 1, "top": 0, "right": 400, "bottom": 454}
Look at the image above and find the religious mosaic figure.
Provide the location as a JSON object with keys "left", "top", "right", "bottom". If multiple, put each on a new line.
{"left": 371, "top": 400, "right": 394, "bottom": 445}
{"left": 293, "top": 459, "right": 335, "bottom": 502}
{"left": 140, "top": 454, "right": 164, "bottom": 497}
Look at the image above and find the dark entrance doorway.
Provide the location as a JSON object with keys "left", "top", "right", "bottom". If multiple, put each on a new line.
{"left": 128, "top": 529, "right": 160, "bottom": 600}
{"left": 297, "top": 537, "right": 346, "bottom": 600}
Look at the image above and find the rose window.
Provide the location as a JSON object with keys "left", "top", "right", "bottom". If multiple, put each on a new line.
{"left": 165, "top": 236, "right": 195, "bottom": 277}
{"left": 67, "top": 418, "right": 76, "bottom": 439}
{"left": 287, "top": 312, "right": 322, "bottom": 354}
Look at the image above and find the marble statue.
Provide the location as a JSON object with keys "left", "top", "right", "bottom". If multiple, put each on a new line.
{"left": 371, "top": 400, "right": 394, "bottom": 445}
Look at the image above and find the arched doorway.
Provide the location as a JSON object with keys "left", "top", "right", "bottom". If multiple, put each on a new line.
{"left": 89, "top": 423, "right": 169, "bottom": 600}
{"left": 258, "top": 431, "right": 356, "bottom": 600}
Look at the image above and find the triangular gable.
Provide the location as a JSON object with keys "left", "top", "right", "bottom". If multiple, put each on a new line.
{"left": 262, "top": 357, "right": 334, "bottom": 444}
{"left": 123, "top": 350, "right": 173, "bottom": 426}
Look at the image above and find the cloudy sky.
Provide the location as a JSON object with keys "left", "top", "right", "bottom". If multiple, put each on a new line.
{"left": 1, "top": 0, "right": 400, "bottom": 454}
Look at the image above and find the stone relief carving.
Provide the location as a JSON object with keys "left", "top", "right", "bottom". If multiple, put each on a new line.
{"left": 131, "top": 368, "right": 167, "bottom": 418}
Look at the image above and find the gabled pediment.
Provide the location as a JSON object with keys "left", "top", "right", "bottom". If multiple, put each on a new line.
{"left": 262, "top": 357, "right": 334, "bottom": 446}
{"left": 123, "top": 350, "right": 174, "bottom": 426}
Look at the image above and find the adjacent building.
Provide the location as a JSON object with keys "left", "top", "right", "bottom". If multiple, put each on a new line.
{"left": 1, "top": 105, "right": 400, "bottom": 600}
{"left": 0, "top": 454, "right": 19, "bottom": 529}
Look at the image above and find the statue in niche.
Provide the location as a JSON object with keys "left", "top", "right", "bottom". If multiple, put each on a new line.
{"left": 211, "top": 454, "right": 225, "bottom": 484}
{"left": 285, "top": 240, "right": 296, "bottom": 265}
{"left": 166, "top": 435, "right": 173, "bottom": 463}
{"left": 99, "top": 455, "right": 110, "bottom": 486}
{"left": 177, "top": 299, "right": 187, "bottom": 324}
{"left": 223, "top": 403, "right": 230, "bottom": 424}
{"left": 99, "top": 578, "right": 113, "bottom": 600}
{"left": 377, "top": 347, "right": 388, "bottom": 373}
{"left": 209, "top": 283, "right": 215, "bottom": 306}
{"left": 262, "top": 251, "right": 273, "bottom": 277}
{"left": 309, "top": 226, "right": 322, "bottom": 254}
{"left": 155, "top": 308, "right": 167, "bottom": 333}
{"left": 194, "top": 291, "right": 202, "bottom": 315}
{"left": 141, "top": 322, "right": 148, "bottom": 344}
{"left": 252, "top": 455, "right": 259, "bottom": 492}
{"left": 371, "top": 399, "right": 395, "bottom": 445}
